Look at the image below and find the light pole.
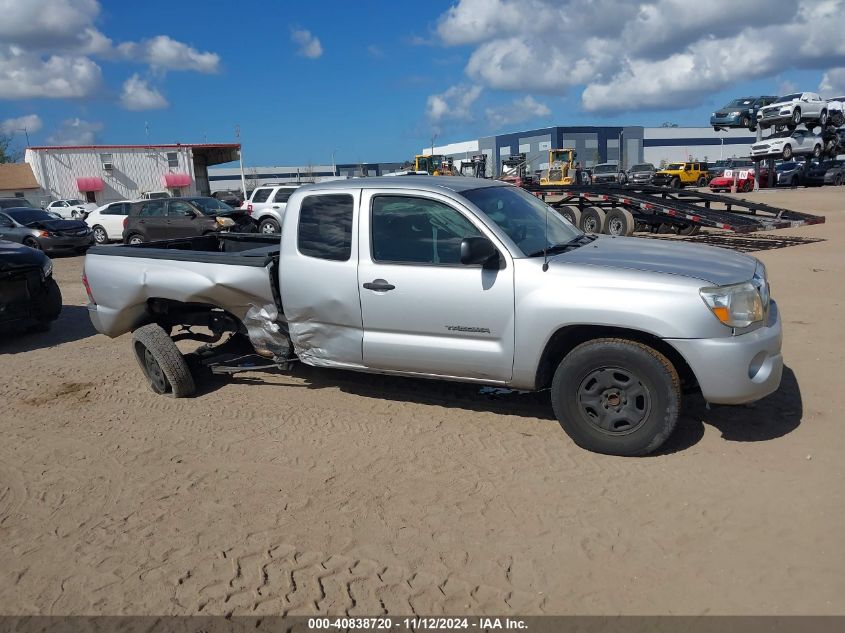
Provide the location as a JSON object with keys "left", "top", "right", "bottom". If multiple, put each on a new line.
{"left": 719, "top": 137, "right": 724, "bottom": 160}
{"left": 331, "top": 148, "right": 338, "bottom": 176}
{"left": 235, "top": 125, "right": 247, "bottom": 199}
{"left": 430, "top": 132, "right": 438, "bottom": 156}
{"left": 17, "top": 127, "right": 31, "bottom": 147}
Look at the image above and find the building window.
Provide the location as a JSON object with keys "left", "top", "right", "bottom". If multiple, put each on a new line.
{"left": 100, "top": 153, "right": 114, "bottom": 170}
{"left": 167, "top": 152, "right": 179, "bottom": 168}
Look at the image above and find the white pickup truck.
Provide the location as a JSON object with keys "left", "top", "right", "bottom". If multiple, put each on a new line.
{"left": 84, "top": 177, "right": 782, "bottom": 456}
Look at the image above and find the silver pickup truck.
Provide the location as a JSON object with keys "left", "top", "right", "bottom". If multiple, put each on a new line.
{"left": 84, "top": 176, "right": 782, "bottom": 456}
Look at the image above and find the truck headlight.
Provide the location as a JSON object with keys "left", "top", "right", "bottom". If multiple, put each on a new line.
{"left": 700, "top": 281, "right": 764, "bottom": 328}
{"left": 216, "top": 217, "right": 235, "bottom": 227}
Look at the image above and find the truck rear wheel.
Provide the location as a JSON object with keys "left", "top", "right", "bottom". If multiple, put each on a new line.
{"left": 131, "top": 323, "right": 196, "bottom": 398}
{"left": 551, "top": 338, "right": 681, "bottom": 456}
{"left": 605, "top": 208, "right": 635, "bottom": 236}
{"left": 579, "top": 207, "right": 606, "bottom": 234}
{"left": 556, "top": 205, "right": 581, "bottom": 227}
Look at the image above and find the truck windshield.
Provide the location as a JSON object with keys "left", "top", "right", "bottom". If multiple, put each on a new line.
{"left": 461, "top": 186, "right": 582, "bottom": 257}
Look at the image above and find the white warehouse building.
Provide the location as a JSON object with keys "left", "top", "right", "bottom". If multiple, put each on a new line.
{"left": 24, "top": 143, "right": 241, "bottom": 206}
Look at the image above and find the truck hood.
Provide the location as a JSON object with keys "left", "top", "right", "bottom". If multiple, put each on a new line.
{"left": 552, "top": 235, "right": 757, "bottom": 285}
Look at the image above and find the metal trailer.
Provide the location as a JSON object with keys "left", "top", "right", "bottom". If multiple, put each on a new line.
{"left": 523, "top": 183, "right": 826, "bottom": 236}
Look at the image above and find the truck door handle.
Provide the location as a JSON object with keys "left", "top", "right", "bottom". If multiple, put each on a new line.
{"left": 363, "top": 279, "right": 395, "bottom": 291}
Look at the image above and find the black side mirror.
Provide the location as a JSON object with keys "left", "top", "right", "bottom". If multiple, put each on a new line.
{"left": 460, "top": 236, "right": 498, "bottom": 266}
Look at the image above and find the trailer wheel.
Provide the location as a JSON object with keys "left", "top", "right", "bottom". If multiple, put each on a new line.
{"left": 675, "top": 223, "right": 700, "bottom": 236}
{"left": 550, "top": 338, "right": 681, "bottom": 456}
{"left": 557, "top": 205, "right": 581, "bottom": 227}
{"left": 132, "top": 323, "right": 196, "bottom": 398}
{"left": 580, "top": 207, "right": 606, "bottom": 234}
{"left": 605, "top": 208, "right": 635, "bottom": 236}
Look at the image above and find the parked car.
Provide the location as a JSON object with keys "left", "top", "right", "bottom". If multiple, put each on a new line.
{"left": 85, "top": 200, "right": 133, "bottom": 244}
{"left": 0, "top": 240, "right": 61, "bottom": 334}
{"left": 750, "top": 129, "right": 823, "bottom": 160}
{"left": 0, "top": 207, "right": 94, "bottom": 253}
{"left": 240, "top": 184, "right": 299, "bottom": 234}
{"left": 756, "top": 92, "right": 829, "bottom": 129}
{"left": 808, "top": 159, "right": 845, "bottom": 185}
{"left": 709, "top": 168, "right": 756, "bottom": 193}
{"left": 46, "top": 199, "right": 96, "bottom": 219}
{"left": 651, "top": 162, "right": 710, "bottom": 188}
{"left": 211, "top": 190, "right": 244, "bottom": 208}
{"left": 139, "top": 191, "right": 171, "bottom": 200}
{"left": 759, "top": 161, "right": 821, "bottom": 187}
{"left": 0, "top": 197, "right": 37, "bottom": 210}
{"left": 825, "top": 96, "right": 845, "bottom": 127}
{"left": 625, "top": 163, "right": 656, "bottom": 185}
{"left": 122, "top": 197, "right": 256, "bottom": 245}
{"left": 707, "top": 158, "right": 755, "bottom": 179}
{"left": 590, "top": 163, "right": 627, "bottom": 184}
{"left": 711, "top": 96, "right": 778, "bottom": 131}
{"left": 85, "top": 176, "right": 782, "bottom": 457}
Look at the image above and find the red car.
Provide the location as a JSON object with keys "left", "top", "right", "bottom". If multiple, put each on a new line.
{"left": 709, "top": 168, "right": 756, "bottom": 193}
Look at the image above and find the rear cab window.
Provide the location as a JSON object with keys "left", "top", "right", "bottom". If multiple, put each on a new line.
{"left": 297, "top": 194, "right": 354, "bottom": 261}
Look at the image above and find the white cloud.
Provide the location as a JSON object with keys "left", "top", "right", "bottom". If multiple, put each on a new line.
{"left": 820, "top": 68, "right": 845, "bottom": 96}
{"left": 434, "top": 0, "right": 845, "bottom": 115}
{"left": 291, "top": 29, "right": 323, "bottom": 59}
{"left": 47, "top": 118, "right": 103, "bottom": 145}
{"left": 116, "top": 36, "right": 219, "bottom": 73}
{"left": 0, "top": 114, "right": 43, "bottom": 135}
{"left": 0, "top": 0, "right": 106, "bottom": 51}
{"left": 486, "top": 95, "right": 550, "bottom": 128}
{"left": 426, "top": 84, "right": 483, "bottom": 122}
{"left": 0, "top": 50, "right": 102, "bottom": 99}
{"left": 120, "top": 74, "right": 168, "bottom": 110}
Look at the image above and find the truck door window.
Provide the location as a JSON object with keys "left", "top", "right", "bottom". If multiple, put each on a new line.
{"left": 252, "top": 188, "right": 272, "bottom": 203}
{"left": 297, "top": 194, "right": 353, "bottom": 261}
{"left": 371, "top": 195, "right": 481, "bottom": 265}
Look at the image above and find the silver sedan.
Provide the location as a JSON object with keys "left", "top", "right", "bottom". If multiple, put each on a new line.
{"left": 0, "top": 207, "right": 94, "bottom": 254}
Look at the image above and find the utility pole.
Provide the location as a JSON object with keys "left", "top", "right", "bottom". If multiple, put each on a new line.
{"left": 235, "top": 125, "right": 247, "bottom": 198}
{"left": 430, "top": 132, "right": 438, "bottom": 156}
{"left": 331, "top": 148, "right": 338, "bottom": 176}
{"left": 18, "top": 127, "right": 31, "bottom": 147}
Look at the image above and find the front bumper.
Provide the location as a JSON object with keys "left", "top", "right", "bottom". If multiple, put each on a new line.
{"left": 757, "top": 110, "right": 791, "bottom": 125}
{"left": 666, "top": 300, "right": 783, "bottom": 405}
{"left": 710, "top": 114, "right": 743, "bottom": 127}
{"left": 40, "top": 234, "right": 94, "bottom": 252}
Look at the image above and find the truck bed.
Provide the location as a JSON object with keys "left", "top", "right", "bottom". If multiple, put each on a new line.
{"left": 86, "top": 233, "right": 280, "bottom": 266}
{"left": 84, "top": 234, "right": 281, "bottom": 338}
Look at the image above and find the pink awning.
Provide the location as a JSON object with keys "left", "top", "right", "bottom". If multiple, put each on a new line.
{"left": 76, "top": 177, "right": 104, "bottom": 192}
{"left": 162, "top": 172, "right": 191, "bottom": 188}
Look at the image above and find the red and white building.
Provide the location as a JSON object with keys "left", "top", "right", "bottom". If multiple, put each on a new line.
{"left": 24, "top": 143, "right": 240, "bottom": 206}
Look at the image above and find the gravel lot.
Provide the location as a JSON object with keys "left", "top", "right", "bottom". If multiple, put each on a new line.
{"left": 1, "top": 188, "right": 843, "bottom": 616}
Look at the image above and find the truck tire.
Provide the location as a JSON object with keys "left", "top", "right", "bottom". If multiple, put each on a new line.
{"left": 556, "top": 205, "right": 581, "bottom": 227}
{"left": 550, "top": 338, "right": 680, "bottom": 456}
{"left": 670, "top": 177, "right": 681, "bottom": 189}
{"left": 579, "top": 207, "right": 606, "bottom": 234}
{"left": 696, "top": 176, "right": 708, "bottom": 187}
{"left": 782, "top": 145, "right": 793, "bottom": 160}
{"left": 605, "top": 208, "right": 635, "bottom": 236}
{"left": 259, "top": 218, "right": 281, "bottom": 234}
{"left": 131, "top": 323, "right": 196, "bottom": 398}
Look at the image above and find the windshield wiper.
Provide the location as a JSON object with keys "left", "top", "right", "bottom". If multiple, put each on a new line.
{"left": 528, "top": 234, "right": 595, "bottom": 258}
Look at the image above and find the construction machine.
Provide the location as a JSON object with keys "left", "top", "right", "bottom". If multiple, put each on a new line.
{"left": 414, "top": 154, "right": 458, "bottom": 176}
{"left": 498, "top": 153, "right": 533, "bottom": 187}
{"left": 458, "top": 154, "right": 488, "bottom": 178}
{"left": 540, "top": 148, "right": 578, "bottom": 186}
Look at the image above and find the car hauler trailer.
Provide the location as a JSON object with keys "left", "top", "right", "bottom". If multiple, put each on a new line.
{"left": 522, "top": 183, "right": 826, "bottom": 237}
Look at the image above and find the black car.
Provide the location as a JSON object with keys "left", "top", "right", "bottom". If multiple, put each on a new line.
{"left": 0, "top": 208, "right": 94, "bottom": 254}
{"left": 211, "top": 190, "right": 244, "bottom": 208}
{"left": 122, "top": 197, "right": 256, "bottom": 244}
{"left": 0, "top": 197, "right": 37, "bottom": 210}
{"left": 0, "top": 240, "right": 62, "bottom": 334}
{"left": 708, "top": 158, "right": 755, "bottom": 179}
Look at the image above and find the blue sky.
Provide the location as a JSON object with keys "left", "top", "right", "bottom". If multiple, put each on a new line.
{"left": 1, "top": 0, "right": 843, "bottom": 167}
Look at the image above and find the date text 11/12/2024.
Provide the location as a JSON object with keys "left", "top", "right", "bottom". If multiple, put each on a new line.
{"left": 307, "top": 617, "right": 528, "bottom": 630}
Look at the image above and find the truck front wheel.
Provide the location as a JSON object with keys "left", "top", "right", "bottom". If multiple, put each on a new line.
{"left": 550, "top": 338, "right": 680, "bottom": 456}
{"left": 131, "top": 323, "right": 196, "bottom": 397}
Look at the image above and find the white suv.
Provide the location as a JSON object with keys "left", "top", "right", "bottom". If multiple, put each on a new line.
{"left": 46, "top": 199, "right": 96, "bottom": 219}
{"left": 241, "top": 184, "right": 298, "bottom": 234}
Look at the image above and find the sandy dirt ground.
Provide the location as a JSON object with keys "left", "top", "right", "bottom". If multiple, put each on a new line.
{"left": 1, "top": 188, "right": 843, "bottom": 616}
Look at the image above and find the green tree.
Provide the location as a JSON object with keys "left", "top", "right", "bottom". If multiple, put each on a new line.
{"left": 0, "top": 133, "right": 23, "bottom": 163}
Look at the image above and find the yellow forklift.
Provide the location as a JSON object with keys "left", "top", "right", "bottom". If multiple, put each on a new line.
{"left": 539, "top": 148, "right": 578, "bottom": 186}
